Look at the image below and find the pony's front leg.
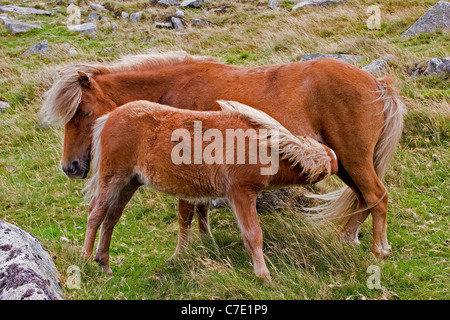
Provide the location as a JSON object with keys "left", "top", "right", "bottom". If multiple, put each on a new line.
{"left": 228, "top": 188, "right": 270, "bottom": 281}
{"left": 94, "top": 180, "right": 140, "bottom": 274}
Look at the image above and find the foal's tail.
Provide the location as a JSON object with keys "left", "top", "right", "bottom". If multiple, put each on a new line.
{"left": 304, "top": 76, "right": 407, "bottom": 226}
{"left": 217, "top": 100, "right": 334, "bottom": 181}
{"left": 82, "top": 114, "right": 110, "bottom": 202}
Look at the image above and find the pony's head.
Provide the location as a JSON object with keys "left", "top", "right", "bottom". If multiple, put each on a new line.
{"left": 40, "top": 65, "right": 116, "bottom": 179}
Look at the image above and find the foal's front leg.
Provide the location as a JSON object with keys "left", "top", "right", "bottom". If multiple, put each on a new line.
{"left": 93, "top": 181, "right": 140, "bottom": 274}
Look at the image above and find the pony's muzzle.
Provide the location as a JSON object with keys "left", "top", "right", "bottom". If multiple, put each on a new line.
{"left": 61, "top": 159, "right": 89, "bottom": 179}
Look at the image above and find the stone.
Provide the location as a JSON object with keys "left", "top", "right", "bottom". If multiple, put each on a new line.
{"left": 155, "top": 21, "right": 174, "bottom": 29}
{"left": 176, "top": 8, "right": 184, "bottom": 17}
{"left": 423, "top": 57, "right": 450, "bottom": 76}
{"left": 0, "top": 4, "right": 52, "bottom": 15}
{"left": 401, "top": 1, "right": 450, "bottom": 37}
{"left": 86, "top": 12, "right": 100, "bottom": 23}
{"left": 90, "top": 3, "right": 109, "bottom": 12}
{"left": 67, "top": 22, "right": 97, "bottom": 34}
{"left": 180, "top": 0, "right": 203, "bottom": 8}
{"left": 0, "top": 219, "right": 63, "bottom": 300}
{"left": 0, "top": 101, "right": 10, "bottom": 112}
{"left": 130, "top": 11, "right": 143, "bottom": 23}
{"left": 22, "top": 39, "right": 50, "bottom": 56}
{"left": 61, "top": 42, "right": 79, "bottom": 56}
{"left": 191, "top": 18, "right": 214, "bottom": 27}
{"left": 0, "top": 16, "right": 41, "bottom": 34}
{"left": 121, "top": 11, "right": 129, "bottom": 21}
{"left": 102, "top": 46, "right": 115, "bottom": 53}
{"left": 362, "top": 57, "right": 389, "bottom": 76}
{"left": 300, "top": 53, "right": 365, "bottom": 64}
{"left": 171, "top": 17, "right": 184, "bottom": 30}
{"left": 268, "top": 0, "right": 279, "bottom": 9}
{"left": 157, "top": 0, "right": 181, "bottom": 6}
{"left": 292, "top": 0, "right": 345, "bottom": 11}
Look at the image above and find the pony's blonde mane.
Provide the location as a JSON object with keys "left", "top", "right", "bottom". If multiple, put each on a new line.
{"left": 39, "top": 51, "right": 217, "bottom": 126}
{"left": 216, "top": 100, "right": 332, "bottom": 182}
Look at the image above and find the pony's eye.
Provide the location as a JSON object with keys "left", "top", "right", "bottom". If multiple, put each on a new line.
{"left": 83, "top": 110, "right": 93, "bottom": 117}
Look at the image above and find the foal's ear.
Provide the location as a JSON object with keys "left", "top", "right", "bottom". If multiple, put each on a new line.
{"left": 77, "top": 71, "right": 92, "bottom": 88}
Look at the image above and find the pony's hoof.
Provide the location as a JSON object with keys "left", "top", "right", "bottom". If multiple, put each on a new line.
{"left": 371, "top": 243, "right": 391, "bottom": 258}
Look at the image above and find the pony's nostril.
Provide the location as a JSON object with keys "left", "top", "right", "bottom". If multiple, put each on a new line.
{"left": 71, "top": 160, "right": 79, "bottom": 173}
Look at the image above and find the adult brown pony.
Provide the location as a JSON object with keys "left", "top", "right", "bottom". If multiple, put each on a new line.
{"left": 83, "top": 99, "right": 338, "bottom": 279}
{"left": 40, "top": 51, "right": 406, "bottom": 258}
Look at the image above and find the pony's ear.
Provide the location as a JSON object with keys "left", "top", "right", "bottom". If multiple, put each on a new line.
{"left": 77, "top": 71, "right": 92, "bottom": 88}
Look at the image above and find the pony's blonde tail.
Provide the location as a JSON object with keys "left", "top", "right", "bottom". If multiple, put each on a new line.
{"left": 304, "top": 76, "right": 407, "bottom": 226}
{"left": 216, "top": 100, "right": 333, "bottom": 181}
{"left": 82, "top": 114, "right": 110, "bottom": 202}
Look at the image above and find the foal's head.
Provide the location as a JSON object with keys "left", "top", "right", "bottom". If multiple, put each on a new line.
{"left": 41, "top": 67, "right": 116, "bottom": 179}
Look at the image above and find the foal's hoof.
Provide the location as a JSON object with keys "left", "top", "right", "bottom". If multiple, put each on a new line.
{"left": 101, "top": 264, "right": 113, "bottom": 275}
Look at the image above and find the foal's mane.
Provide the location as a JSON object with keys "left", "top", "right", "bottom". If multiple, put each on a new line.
{"left": 39, "top": 51, "right": 217, "bottom": 126}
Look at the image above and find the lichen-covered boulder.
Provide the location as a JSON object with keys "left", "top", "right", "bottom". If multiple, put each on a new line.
{"left": 0, "top": 220, "right": 64, "bottom": 300}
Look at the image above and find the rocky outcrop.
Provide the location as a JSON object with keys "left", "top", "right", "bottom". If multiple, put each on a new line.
{"left": 0, "top": 4, "right": 52, "bottom": 15}
{"left": 292, "top": 0, "right": 345, "bottom": 11}
{"left": 0, "top": 16, "right": 41, "bottom": 34}
{"left": 300, "top": 53, "right": 365, "bottom": 64}
{"left": 0, "top": 220, "right": 63, "bottom": 300}
{"left": 401, "top": 1, "right": 450, "bottom": 37}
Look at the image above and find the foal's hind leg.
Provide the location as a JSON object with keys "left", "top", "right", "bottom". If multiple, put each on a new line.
{"left": 196, "top": 201, "right": 213, "bottom": 239}
{"left": 228, "top": 188, "right": 270, "bottom": 281}
{"left": 174, "top": 199, "right": 195, "bottom": 256}
{"left": 93, "top": 179, "right": 141, "bottom": 274}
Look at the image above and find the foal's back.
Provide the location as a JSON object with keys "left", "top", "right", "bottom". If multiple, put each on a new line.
{"left": 99, "top": 101, "right": 270, "bottom": 199}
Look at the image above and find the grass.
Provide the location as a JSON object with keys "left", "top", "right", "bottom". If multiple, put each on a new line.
{"left": 0, "top": 0, "right": 448, "bottom": 300}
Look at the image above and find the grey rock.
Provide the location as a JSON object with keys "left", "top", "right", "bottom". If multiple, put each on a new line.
{"left": 0, "top": 16, "right": 41, "bottom": 34}
{"left": 292, "top": 0, "right": 345, "bottom": 11}
{"left": 86, "top": 12, "right": 100, "bottom": 23}
{"left": 0, "top": 101, "right": 10, "bottom": 112}
{"left": 61, "top": 42, "right": 79, "bottom": 56}
{"left": 180, "top": 0, "right": 203, "bottom": 8}
{"left": 121, "top": 12, "right": 129, "bottom": 20}
{"left": 67, "top": 22, "right": 97, "bottom": 34}
{"left": 90, "top": 3, "right": 109, "bottom": 12}
{"left": 423, "top": 57, "right": 450, "bottom": 76}
{"left": 171, "top": 17, "right": 184, "bottom": 29}
{"left": 268, "top": 0, "right": 280, "bottom": 9}
{"left": 22, "top": 39, "right": 50, "bottom": 56}
{"left": 191, "top": 18, "right": 214, "bottom": 27}
{"left": 401, "top": 1, "right": 450, "bottom": 37}
{"left": 176, "top": 8, "right": 185, "bottom": 17}
{"left": 300, "top": 53, "right": 365, "bottom": 64}
{"left": 362, "top": 57, "right": 389, "bottom": 76}
{"left": 0, "top": 4, "right": 52, "bottom": 15}
{"left": 130, "top": 11, "right": 143, "bottom": 23}
{"left": 102, "top": 46, "right": 115, "bottom": 53}
{"left": 0, "top": 219, "right": 63, "bottom": 300}
{"left": 155, "top": 21, "right": 174, "bottom": 29}
{"left": 157, "top": 0, "right": 181, "bottom": 6}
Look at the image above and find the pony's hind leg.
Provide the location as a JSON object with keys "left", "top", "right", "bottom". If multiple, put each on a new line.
{"left": 346, "top": 164, "right": 390, "bottom": 258}
{"left": 336, "top": 168, "right": 370, "bottom": 245}
{"left": 228, "top": 187, "right": 270, "bottom": 281}
{"left": 93, "top": 178, "right": 141, "bottom": 274}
